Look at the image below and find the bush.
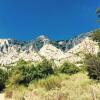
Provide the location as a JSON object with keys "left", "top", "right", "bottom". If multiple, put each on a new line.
{"left": 91, "top": 29, "right": 100, "bottom": 42}
{"left": 38, "top": 75, "right": 61, "bottom": 90}
{"left": 30, "top": 75, "right": 61, "bottom": 90}
{"left": 85, "top": 54, "right": 100, "bottom": 80}
{"left": 36, "top": 59, "right": 54, "bottom": 78}
{"left": 7, "top": 59, "right": 54, "bottom": 86}
{"left": 59, "top": 62, "right": 80, "bottom": 75}
{"left": 91, "top": 29, "right": 100, "bottom": 46}
{"left": 97, "top": 51, "right": 100, "bottom": 57}
{"left": 7, "top": 65, "right": 36, "bottom": 86}
{"left": 16, "top": 59, "right": 27, "bottom": 66}
{"left": 0, "top": 69, "right": 8, "bottom": 91}
{"left": 17, "top": 65, "right": 37, "bottom": 85}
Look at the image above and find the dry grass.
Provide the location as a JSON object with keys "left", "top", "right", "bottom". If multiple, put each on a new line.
{"left": 29, "top": 74, "right": 69, "bottom": 91}
{"left": 5, "top": 72, "right": 100, "bottom": 100}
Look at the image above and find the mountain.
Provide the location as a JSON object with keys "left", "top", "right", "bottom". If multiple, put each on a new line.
{"left": 65, "top": 37, "right": 99, "bottom": 63}
{"left": 0, "top": 39, "right": 41, "bottom": 65}
{"left": 0, "top": 31, "right": 99, "bottom": 65}
{"left": 39, "top": 44, "right": 66, "bottom": 66}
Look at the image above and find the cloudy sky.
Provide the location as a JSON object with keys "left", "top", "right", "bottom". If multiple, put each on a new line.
{"left": 0, "top": 0, "right": 100, "bottom": 40}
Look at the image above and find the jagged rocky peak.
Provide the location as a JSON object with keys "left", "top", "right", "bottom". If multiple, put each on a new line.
{"left": 0, "top": 38, "right": 28, "bottom": 54}
{"left": 0, "top": 30, "right": 99, "bottom": 65}
{"left": 36, "top": 35, "right": 49, "bottom": 44}
{"left": 33, "top": 35, "right": 50, "bottom": 51}
{"left": 0, "top": 38, "right": 42, "bottom": 65}
{"left": 65, "top": 32, "right": 93, "bottom": 51}
{"left": 0, "top": 38, "right": 25, "bottom": 47}
{"left": 39, "top": 44, "right": 66, "bottom": 66}
{"left": 0, "top": 39, "right": 12, "bottom": 45}
{"left": 0, "top": 39, "right": 14, "bottom": 53}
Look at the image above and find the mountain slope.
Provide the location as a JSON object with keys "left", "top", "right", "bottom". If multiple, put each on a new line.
{"left": 39, "top": 44, "right": 66, "bottom": 66}
{"left": 0, "top": 31, "right": 99, "bottom": 65}
{"left": 0, "top": 39, "right": 42, "bottom": 65}
{"left": 65, "top": 37, "right": 99, "bottom": 63}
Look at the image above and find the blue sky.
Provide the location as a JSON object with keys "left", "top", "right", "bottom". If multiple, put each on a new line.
{"left": 0, "top": 0, "right": 100, "bottom": 40}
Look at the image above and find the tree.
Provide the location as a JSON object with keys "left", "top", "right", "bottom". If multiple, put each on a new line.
{"left": 0, "top": 69, "right": 8, "bottom": 91}
{"left": 59, "top": 62, "right": 80, "bottom": 75}
{"left": 7, "top": 59, "right": 54, "bottom": 86}
{"left": 85, "top": 54, "right": 100, "bottom": 80}
{"left": 91, "top": 29, "right": 100, "bottom": 47}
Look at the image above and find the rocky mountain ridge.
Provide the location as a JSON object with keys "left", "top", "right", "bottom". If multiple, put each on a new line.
{"left": 0, "top": 32, "right": 99, "bottom": 65}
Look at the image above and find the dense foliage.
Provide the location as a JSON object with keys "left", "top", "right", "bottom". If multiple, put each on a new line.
{"left": 0, "top": 69, "right": 8, "bottom": 91}
{"left": 91, "top": 29, "right": 100, "bottom": 47}
{"left": 36, "top": 59, "right": 54, "bottom": 78}
{"left": 59, "top": 62, "right": 80, "bottom": 75}
{"left": 85, "top": 54, "right": 100, "bottom": 80}
{"left": 7, "top": 59, "right": 54, "bottom": 86}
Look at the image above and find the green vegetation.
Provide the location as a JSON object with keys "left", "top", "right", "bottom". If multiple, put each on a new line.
{"left": 30, "top": 75, "right": 62, "bottom": 91}
{"left": 84, "top": 54, "right": 100, "bottom": 80}
{"left": 2, "top": 59, "right": 82, "bottom": 99}
{"left": 91, "top": 29, "right": 100, "bottom": 46}
{"left": 59, "top": 62, "right": 80, "bottom": 75}
{"left": 6, "top": 59, "right": 80, "bottom": 88}
{"left": 6, "top": 59, "right": 54, "bottom": 87}
{"left": 91, "top": 29, "right": 100, "bottom": 48}
{"left": 0, "top": 69, "right": 8, "bottom": 91}
{"left": 36, "top": 59, "right": 54, "bottom": 78}
{"left": 84, "top": 28, "right": 100, "bottom": 80}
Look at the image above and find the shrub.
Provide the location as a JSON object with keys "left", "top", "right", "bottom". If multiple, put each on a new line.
{"left": 0, "top": 69, "right": 8, "bottom": 91}
{"left": 16, "top": 59, "right": 27, "bottom": 66}
{"left": 7, "top": 64, "right": 38, "bottom": 86}
{"left": 85, "top": 54, "right": 100, "bottom": 80}
{"left": 91, "top": 29, "right": 100, "bottom": 47}
{"left": 59, "top": 62, "right": 80, "bottom": 75}
{"left": 17, "top": 65, "right": 37, "bottom": 85}
{"left": 7, "top": 59, "right": 54, "bottom": 86}
{"left": 97, "top": 51, "right": 100, "bottom": 57}
{"left": 36, "top": 59, "right": 54, "bottom": 78}
{"left": 31, "top": 75, "right": 61, "bottom": 90}
{"left": 91, "top": 29, "right": 100, "bottom": 42}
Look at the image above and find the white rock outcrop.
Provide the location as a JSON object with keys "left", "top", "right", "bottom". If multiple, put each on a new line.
{"left": 0, "top": 39, "right": 42, "bottom": 65}
{"left": 0, "top": 36, "right": 99, "bottom": 65}
{"left": 39, "top": 44, "right": 66, "bottom": 66}
{"left": 65, "top": 37, "right": 99, "bottom": 63}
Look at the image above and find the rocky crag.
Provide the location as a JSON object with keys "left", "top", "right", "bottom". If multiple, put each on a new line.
{"left": 0, "top": 32, "right": 99, "bottom": 65}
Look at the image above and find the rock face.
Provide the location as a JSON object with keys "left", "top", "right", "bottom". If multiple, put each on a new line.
{"left": 33, "top": 35, "right": 50, "bottom": 51}
{"left": 0, "top": 39, "right": 42, "bottom": 65}
{"left": 65, "top": 37, "right": 99, "bottom": 63}
{"left": 65, "top": 32, "right": 93, "bottom": 51}
{"left": 39, "top": 37, "right": 99, "bottom": 65}
{"left": 0, "top": 39, "right": 11, "bottom": 54}
{"left": 39, "top": 44, "right": 66, "bottom": 66}
{"left": 0, "top": 33, "right": 99, "bottom": 65}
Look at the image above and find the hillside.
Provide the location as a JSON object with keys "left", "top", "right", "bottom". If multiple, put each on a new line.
{"left": 65, "top": 37, "right": 99, "bottom": 63}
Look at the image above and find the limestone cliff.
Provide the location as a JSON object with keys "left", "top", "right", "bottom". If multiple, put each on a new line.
{"left": 0, "top": 33, "right": 99, "bottom": 65}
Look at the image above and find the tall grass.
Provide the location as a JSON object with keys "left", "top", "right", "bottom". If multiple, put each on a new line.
{"left": 9, "top": 72, "right": 100, "bottom": 100}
